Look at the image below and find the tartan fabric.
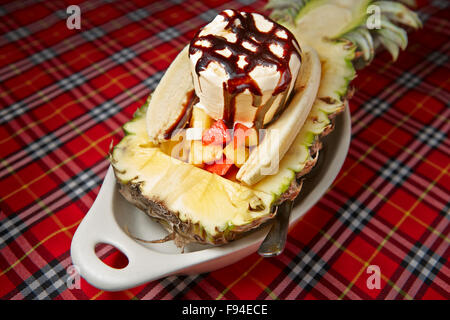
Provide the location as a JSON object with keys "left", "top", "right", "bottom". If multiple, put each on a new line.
{"left": 0, "top": 0, "right": 448, "bottom": 300}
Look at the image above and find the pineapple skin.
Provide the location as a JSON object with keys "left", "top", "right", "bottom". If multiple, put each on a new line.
{"left": 116, "top": 178, "right": 274, "bottom": 247}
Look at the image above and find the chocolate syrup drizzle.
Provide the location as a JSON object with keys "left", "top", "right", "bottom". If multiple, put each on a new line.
{"left": 189, "top": 10, "right": 302, "bottom": 129}
{"left": 164, "top": 89, "right": 197, "bottom": 139}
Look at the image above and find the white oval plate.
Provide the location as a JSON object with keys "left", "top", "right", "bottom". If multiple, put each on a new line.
{"left": 70, "top": 104, "right": 351, "bottom": 291}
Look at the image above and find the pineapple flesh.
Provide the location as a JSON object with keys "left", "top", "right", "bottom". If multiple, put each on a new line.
{"left": 111, "top": 0, "right": 421, "bottom": 248}
{"left": 112, "top": 102, "right": 275, "bottom": 247}
{"left": 255, "top": 0, "right": 421, "bottom": 198}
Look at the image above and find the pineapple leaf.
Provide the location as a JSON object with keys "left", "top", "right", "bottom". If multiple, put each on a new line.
{"left": 342, "top": 27, "right": 374, "bottom": 63}
{"left": 394, "top": 0, "right": 417, "bottom": 8}
{"left": 378, "top": 35, "right": 400, "bottom": 61}
{"left": 376, "top": 26, "right": 407, "bottom": 51}
{"left": 374, "top": 1, "right": 422, "bottom": 28}
{"left": 380, "top": 16, "right": 408, "bottom": 50}
{"left": 266, "top": 0, "right": 421, "bottom": 65}
{"left": 265, "top": 0, "right": 309, "bottom": 23}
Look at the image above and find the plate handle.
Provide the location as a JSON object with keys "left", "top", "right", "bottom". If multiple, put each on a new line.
{"left": 70, "top": 166, "right": 183, "bottom": 291}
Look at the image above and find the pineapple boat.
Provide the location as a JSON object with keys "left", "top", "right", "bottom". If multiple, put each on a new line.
{"left": 111, "top": 0, "right": 421, "bottom": 249}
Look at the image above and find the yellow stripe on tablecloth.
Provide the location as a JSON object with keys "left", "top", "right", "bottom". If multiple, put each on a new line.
{"left": 363, "top": 124, "right": 449, "bottom": 176}
{"left": 338, "top": 164, "right": 449, "bottom": 299}
{"left": 215, "top": 257, "right": 264, "bottom": 300}
{"left": 347, "top": 80, "right": 450, "bottom": 239}
{"left": 0, "top": 219, "right": 82, "bottom": 277}
{"left": 208, "top": 79, "right": 450, "bottom": 301}
{"left": 0, "top": 44, "right": 179, "bottom": 145}
{"left": 0, "top": 4, "right": 180, "bottom": 99}
{"left": 0, "top": 127, "right": 120, "bottom": 202}
{"left": 302, "top": 220, "right": 414, "bottom": 300}
{"left": 0, "top": 159, "right": 74, "bottom": 239}
{"left": 348, "top": 175, "right": 450, "bottom": 244}
{"left": 332, "top": 78, "right": 450, "bottom": 190}
{"left": 250, "top": 275, "right": 280, "bottom": 300}
{"left": 324, "top": 77, "right": 450, "bottom": 299}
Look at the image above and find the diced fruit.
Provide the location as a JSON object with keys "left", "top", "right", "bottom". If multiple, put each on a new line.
{"left": 186, "top": 127, "right": 203, "bottom": 141}
{"left": 202, "top": 119, "right": 232, "bottom": 146}
{"left": 223, "top": 143, "right": 249, "bottom": 168}
{"left": 202, "top": 143, "right": 224, "bottom": 164}
{"left": 189, "top": 140, "right": 224, "bottom": 165}
{"left": 189, "top": 141, "right": 204, "bottom": 165}
{"left": 204, "top": 162, "right": 234, "bottom": 176}
{"left": 112, "top": 106, "right": 274, "bottom": 246}
{"left": 191, "top": 106, "right": 212, "bottom": 130}
{"left": 233, "top": 123, "right": 258, "bottom": 147}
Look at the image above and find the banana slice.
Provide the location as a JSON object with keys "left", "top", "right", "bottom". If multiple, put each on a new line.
{"left": 146, "top": 46, "right": 194, "bottom": 143}
{"left": 236, "top": 45, "right": 321, "bottom": 186}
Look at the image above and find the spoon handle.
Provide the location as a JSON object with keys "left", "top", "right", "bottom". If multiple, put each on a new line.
{"left": 257, "top": 199, "right": 294, "bottom": 257}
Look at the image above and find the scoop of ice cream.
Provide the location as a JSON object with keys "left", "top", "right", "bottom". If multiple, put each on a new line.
{"left": 189, "top": 9, "right": 302, "bottom": 129}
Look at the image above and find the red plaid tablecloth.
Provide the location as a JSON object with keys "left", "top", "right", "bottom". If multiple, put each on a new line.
{"left": 0, "top": 0, "right": 448, "bottom": 300}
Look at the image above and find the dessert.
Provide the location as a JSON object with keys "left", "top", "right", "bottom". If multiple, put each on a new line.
{"left": 111, "top": 0, "right": 421, "bottom": 249}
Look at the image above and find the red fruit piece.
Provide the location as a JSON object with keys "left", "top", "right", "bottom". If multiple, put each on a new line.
{"left": 233, "top": 122, "right": 258, "bottom": 148}
{"left": 202, "top": 119, "right": 232, "bottom": 146}
{"left": 204, "top": 162, "right": 234, "bottom": 176}
{"left": 233, "top": 123, "right": 250, "bottom": 148}
{"left": 223, "top": 164, "right": 239, "bottom": 180}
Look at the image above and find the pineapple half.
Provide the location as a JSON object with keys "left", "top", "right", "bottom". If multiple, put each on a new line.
{"left": 111, "top": 0, "right": 421, "bottom": 249}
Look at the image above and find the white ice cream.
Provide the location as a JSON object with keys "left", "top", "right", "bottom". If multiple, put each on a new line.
{"left": 189, "top": 10, "right": 302, "bottom": 128}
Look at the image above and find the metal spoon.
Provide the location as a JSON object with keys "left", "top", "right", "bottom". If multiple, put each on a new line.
{"left": 257, "top": 199, "right": 294, "bottom": 257}
{"left": 256, "top": 117, "right": 333, "bottom": 257}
